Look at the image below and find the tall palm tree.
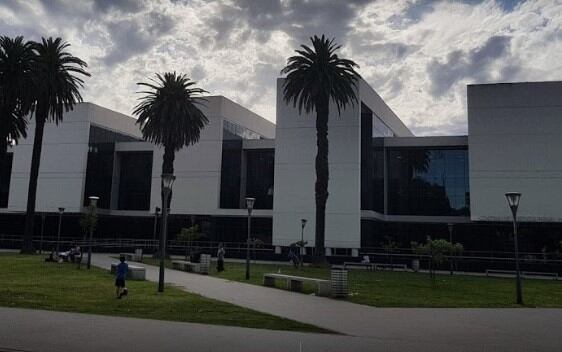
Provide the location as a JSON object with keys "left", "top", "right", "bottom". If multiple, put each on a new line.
{"left": 133, "top": 72, "right": 209, "bottom": 200}
{"left": 281, "top": 35, "right": 361, "bottom": 262}
{"left": 21, "top": 37, "right": 90, "bottom": 253}
{"left": 0, "top": 36, "right": 34, "bottom": 190}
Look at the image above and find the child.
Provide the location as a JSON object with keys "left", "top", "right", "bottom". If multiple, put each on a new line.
{"left": 115, "top": 256, "right": 129, "bottom": 299}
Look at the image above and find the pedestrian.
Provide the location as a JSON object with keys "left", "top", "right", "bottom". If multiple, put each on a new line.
{"left": 217, "top": 243, "right": 225, "bottom": 272}
{"left": 115, "top": 256, "right": 128, "bottom": 299}
{"left": 288, "top": 245, "right": 299, "bottom": 268}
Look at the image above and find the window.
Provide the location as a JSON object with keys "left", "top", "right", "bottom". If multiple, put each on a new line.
{"left": 0, "top": 153, "right": 13, "bottom": 208}
{"left": 245, "top": 149, "right": 274, "bottom": 209}
{"left": 387, "top": 147, "right": 470, "bottom": 216}
{"left": 118, "top": 152, "right": 153, "bottom": 211}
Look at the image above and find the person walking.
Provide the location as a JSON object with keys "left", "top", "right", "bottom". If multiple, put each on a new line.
{"left": 115, "top": 256, "right": 128, "bottom": 299}
{"left": 216, "top": 243, "right": 225, "bottom": 272}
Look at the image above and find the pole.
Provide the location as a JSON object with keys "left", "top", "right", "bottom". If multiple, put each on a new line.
{"left": 300, "top": 223, "right": 304, "bottom": 267}
{"left": 40, "top": 213, "right": 45, "bottom": 254}
{"left": 153, "top": 208, "right": 159, "bottom": 243}
{"left": 87, "top": 224, "right": 93, "bottom": 269}
{"left": 245, "top": 210, "right": 251, "bottom": 280}
{"left": 448, "top": 224, "right": 453, "bottom": 275}
{"left": 56, "top": 212, "right": 63, "bottom": 253}
{"left": 512, "top": 211, "right": 523, "bottom": 305}
{"left": 158, "top": 190, "right": 169, "bottom": 292}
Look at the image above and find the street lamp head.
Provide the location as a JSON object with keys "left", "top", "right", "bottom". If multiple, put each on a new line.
{"left": 161, "top": 174, "right": 176, "bottom": 191}
{"left": 447, "top": 223, "right": 453, "bottom": 233}
{"left": 58, "top": 207, "right": 65, "bottom": 214}
{"left": 505, "top": 192, "right": 521, "bottom": 211}
{"left": 155, "top": 206, "right": 161, "bottom": 214}
{"left": 301, "top": 218, "right": 307, "bottom": 228}
{"left": 88, "top": 196, "right": 99, "bottom": 207}
{"left": 245, "top": 197, "right": 256, "bottom": 211}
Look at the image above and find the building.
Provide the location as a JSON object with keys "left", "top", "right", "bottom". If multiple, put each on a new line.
{"left": 2, "top": 80, "right": 562, "bottom": 254}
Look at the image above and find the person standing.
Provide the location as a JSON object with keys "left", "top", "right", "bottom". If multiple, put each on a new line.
{"left": 216, "top": 243, "right": 225, "bottom": 272}
{"left": 115, "top": 256, "right": 128, "bottom": 298}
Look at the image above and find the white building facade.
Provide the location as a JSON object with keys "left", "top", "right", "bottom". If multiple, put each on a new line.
{"left": 1, "top": 80, "right": 562, "bottom": 255}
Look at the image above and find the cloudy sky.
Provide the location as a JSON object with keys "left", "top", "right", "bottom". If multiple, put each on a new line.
{"left": 1, "top": 0, "right": 561, "bottom": 135}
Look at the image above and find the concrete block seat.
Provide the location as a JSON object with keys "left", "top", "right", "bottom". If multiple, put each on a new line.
{"left": 119, "top": 250, "right": 143, "bottom": 262}
{"left": 263, "top": 273, "right": 331, "bottom": 297}
{"left": 171, "top": 254, "right": 211, "bottom": 275}
{"left": 110, "top": 263, "right": 146, "bottom": 280}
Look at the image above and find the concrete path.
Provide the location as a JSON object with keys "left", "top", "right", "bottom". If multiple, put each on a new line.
{"left": 89, "top": 253, "right": 562, "bottom": 351}
{"left": 1, "top": 307, "right": 561, "bottom": 352}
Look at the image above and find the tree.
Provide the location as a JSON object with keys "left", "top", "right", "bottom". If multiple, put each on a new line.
{"left": 281, "top": 35, "right": 361, "bottom": 262}
{"left": 412, "top": 237, "right": 463, "bottom": 279}
{"left": 380, "top": 235, "right": 399, "bottom": 270}
{"left": 0, "top": 36, "right": 34, "bottom": 194}
{"left": 133, "top": 72, "right": 209, "bottom": 207}
{"left": 22, "top": 37, "right": 90, "bottom": 253}
{"left": 177, "top": 225, "right": 204, "bottom": 261}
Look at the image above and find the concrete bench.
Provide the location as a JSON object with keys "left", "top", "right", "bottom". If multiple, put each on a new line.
{"left": 486, "top": 269, "right": 558, "bottom": 280}
{"left": 172, "top": 260, "right": 200, "bottom": 273}
{"left": 374, "top": 263, "right": 408, "bottom": 271}
{"left": 110, "top": 263, "right": 146, "bottom": 280}
{"left": 172, "top": 254, "right": 210, "bottom": 275}
{"left": 120, "top": 251, "right": 142, "bottom": 262}
{"left": 343, "top": 262, "right": 375, "bottom": 270}
{"left": 263, "top": 273, "right": 331, "bottom": 297}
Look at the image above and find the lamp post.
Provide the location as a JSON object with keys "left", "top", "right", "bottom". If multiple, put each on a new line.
{"left": 300, "top": 218, "right": 307, "bottom": 267}
{"left": 505, "top": 192, "right": 523, "bottom": 305}
{"left": 86, "top": 196, "right": 99, "bottom": 270}
{"left": 56, "top": 207, "right": 65, "bottom": 253}
{"left": 158, "top": 174, "right": 175, "bottom": 293}
{"left": 447, "top": 223, "right": 454, "bottom": 275}
{"left": 245, "top": 197, "right": 255, "bottom": 280}
{"left": 39, "top": 213, "right": 45, "bottom": 254}
{"left": 153, "top": 206, "right": 161, "bottom": 243}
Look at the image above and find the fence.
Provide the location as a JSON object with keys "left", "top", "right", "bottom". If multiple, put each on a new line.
{"left": 2, "top": 236, "right": 561, "bottom": 274}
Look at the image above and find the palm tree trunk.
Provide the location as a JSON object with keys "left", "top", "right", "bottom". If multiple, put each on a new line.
{"left": 314, "top": 98, "right": 329, "bottom": 262}
{"left": 162, "top": 145, "right": 175, "bottom": 207}
{"left": 155, "top": 145, "right": 175, "bottom": 260}
{"left": 22, "top": 116, "right": 46, "bottom": 253}
{"left": 0, "top": 137, "right": 7, "bottom": 194}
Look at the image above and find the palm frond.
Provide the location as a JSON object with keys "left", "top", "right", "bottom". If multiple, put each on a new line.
{"left": 133, "top": 72, "right": 209, "bottom": 151}
{"left": 281, "top": 35, "right": 361, "bottom": 115}
{"left": 31, "top": 37, "right": 90, "bottom": 124}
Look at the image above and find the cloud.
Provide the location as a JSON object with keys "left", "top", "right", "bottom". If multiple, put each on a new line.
{"left": 209, "top": 0, "right": 372, "bottom": 47}
{"left": 101, "top": 11, "right": 176, "bottom": 66}
{"left": 427, "top": 36, "right": 513, "bottom": 97}
{"left": 0, "top": 0, "right": 560, "bottom": 137}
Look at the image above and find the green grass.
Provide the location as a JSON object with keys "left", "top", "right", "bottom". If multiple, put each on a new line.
{"left": 0, "top": 254, "right": 330, "bottom": 333}
{"left": 144, "top": 257, "right": 562, "bottom": 308}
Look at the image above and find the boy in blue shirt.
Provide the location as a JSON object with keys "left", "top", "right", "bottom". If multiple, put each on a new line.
{"left": 115, "top": 256, "right": 128, "bottom": 299}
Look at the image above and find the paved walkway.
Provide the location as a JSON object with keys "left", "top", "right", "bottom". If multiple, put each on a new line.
{"left": 90, "top": 253, "right": 562, "bottom": 351}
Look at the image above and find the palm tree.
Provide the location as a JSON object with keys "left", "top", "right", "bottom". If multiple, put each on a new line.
{"left": 21, "top": 37, "right": 90, "bottom": 253}
{"left": 133, "top": 72, "right": 209, "bottom": 201}
{"left": 0, "top": 36, "right": 34, "bottom": 190}
{"left": 281, "top": 35, "right": 361, "bottom": 262}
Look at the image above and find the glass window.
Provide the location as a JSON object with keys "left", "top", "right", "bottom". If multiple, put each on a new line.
{"left": 118, "top": 152, "right": 153, "bottom": 211}
{"left": 0, "top": 153, "right": 13, "bottom": 208}
{"left": 83, "top": 144, "right": 114, "bottom": 209}
{"left": 387, "top": 147, "right": 470, "bottom": 216}
{"left": 245, "top": 149, "right": 274, "bottom": 209}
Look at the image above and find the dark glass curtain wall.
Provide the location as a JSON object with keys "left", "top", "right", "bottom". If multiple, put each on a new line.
{"left": 0, "top": 153, "right": 13, "bottom": 208}
{"left": 118, "top": 152, "right": 153, "bottom": 211}
{"left": 387, "top": 147, "right": 469, "bottom": 216}
{"left": 245, "top": 149, "right": 274, "bottom": 209}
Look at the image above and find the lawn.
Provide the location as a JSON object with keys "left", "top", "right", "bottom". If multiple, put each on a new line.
{"left": 144, "top": 257, "right": 562, "bottom": 308}
{"left": 0, "top": 254, "right": 329, "bottom": 333}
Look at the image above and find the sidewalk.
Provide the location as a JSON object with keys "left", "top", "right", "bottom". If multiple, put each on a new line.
{"left": 91, "top": 253, "right": 562, "bottom": 350}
